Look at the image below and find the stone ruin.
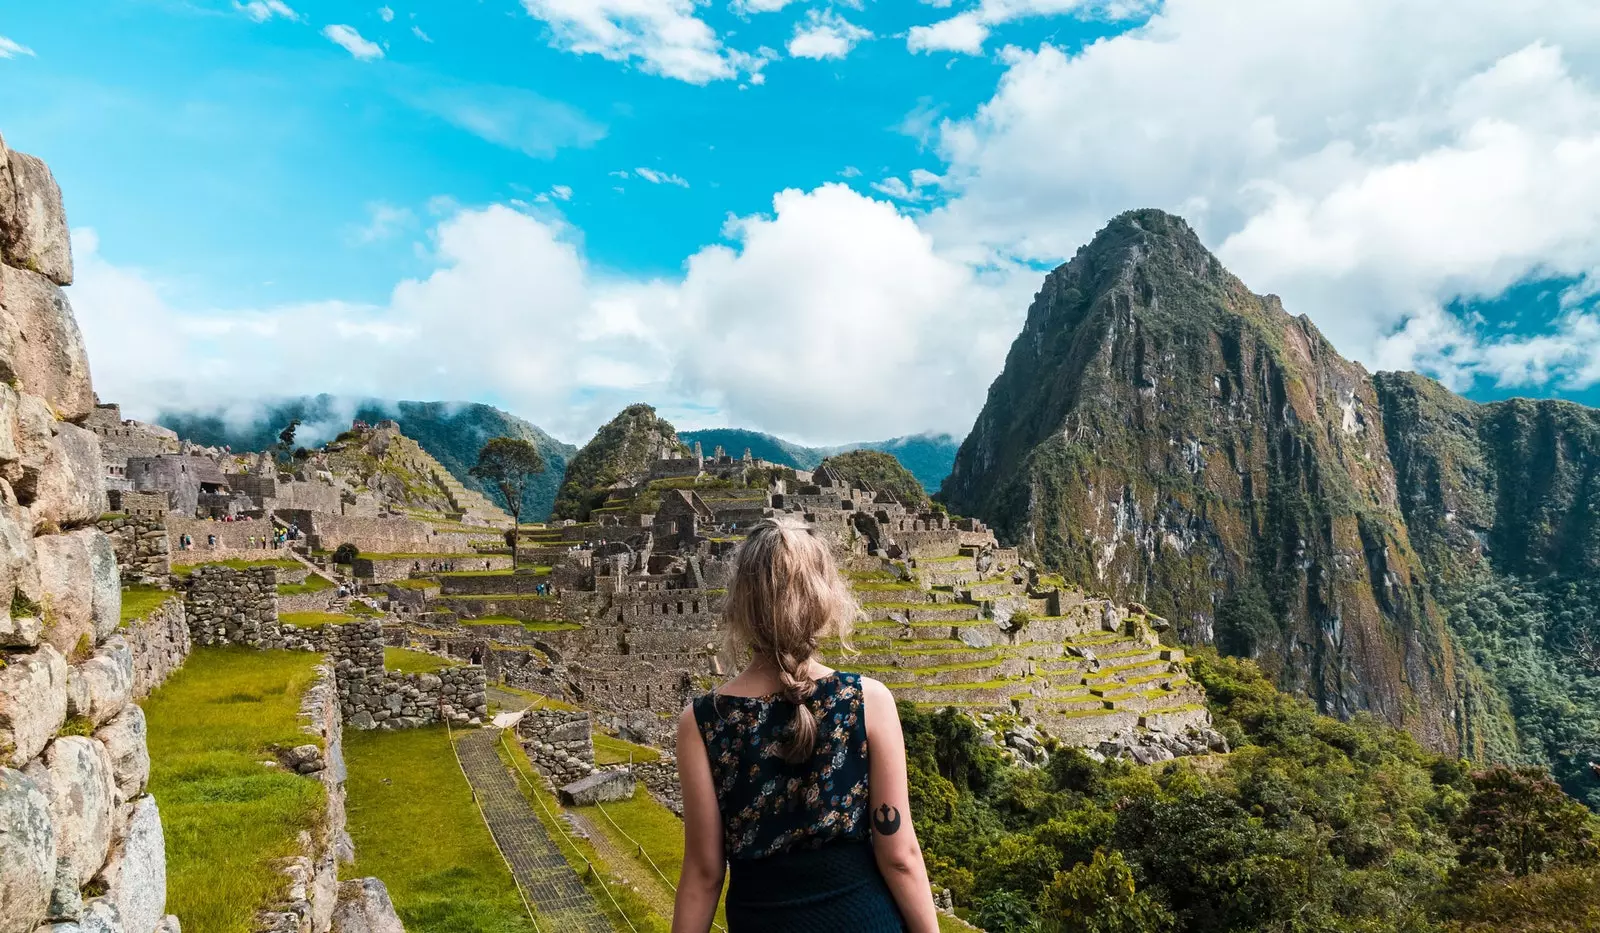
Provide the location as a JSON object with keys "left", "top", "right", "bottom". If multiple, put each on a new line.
{"left": 0, "top": 131, "right": 180, "bottom": 933}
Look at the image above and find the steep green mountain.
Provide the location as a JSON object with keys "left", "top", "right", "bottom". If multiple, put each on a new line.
{"left": 679, "top": 428, "right": 958, "bottom": 492}
{"left": 551, "top": 403, "right": 685, "bottom": 521}
{"left": 816, "top": 449, "right": 932, "bottom": 508}
{"left": 942, "top": 209, "right": 1477, "bottom": 757}
{"left": 158, "top": 396, "right": 576, "bottom": 521}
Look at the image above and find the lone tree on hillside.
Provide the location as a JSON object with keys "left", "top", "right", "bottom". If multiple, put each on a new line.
{"left": 470, "top": 436, "right": 546, "bottom": 566}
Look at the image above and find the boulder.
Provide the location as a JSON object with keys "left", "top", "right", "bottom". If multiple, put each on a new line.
{"left": 95, "top": 795, "right": 165, "bottom": 933}
{"left": 78, "top": 898, "right": 124, "bottom": 933}
{"left": 0, "top": 766, "right": 56, "bottom": 933}
{"left": 31, "top": 424, "right": 105, "bottom": 531}
{"left": 331, "top": 877, "right": 406, "bottom": 933}
{"left": 558, "top": 769, "right": 635, "bottom": 806}
{"left": 70, "top": 636, "right": 133, "bottom": 728}
{"left": 0, "top": 146, "right": 74, "bottom": 286}
{"left": 0, "top": 643, "right": 68, "bottom": 766}
{"left": 956, "top": 624, "right": 994, "bottom": 650}
{"left": 154, "top": 917, "right": 180, "bottom": 933}
{"left": 94, "top": 707, "right": 150, "bottom": 800}
{"left": 38, "top": 736, "right": 117, "bottom": 886}
{"left": 34, "top": 530, "right": 97, "bottom": 657}
{"left": 0, "top": 264, "right": 92, "bottom": 421}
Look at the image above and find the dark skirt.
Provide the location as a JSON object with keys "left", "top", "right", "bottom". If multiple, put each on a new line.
{"left": 726, "top": 840, "right": 906, "bottom": 933}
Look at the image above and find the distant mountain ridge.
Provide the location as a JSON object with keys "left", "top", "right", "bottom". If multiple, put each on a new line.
{"left": 157, "top": 396, "right": 577, "bottom": 522}
{"left": 678, "top": 428, "right": 958, "bottom": 492}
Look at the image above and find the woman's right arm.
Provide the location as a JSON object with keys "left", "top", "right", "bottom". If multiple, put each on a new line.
{"left": 672, "top": 704, "right": 726, "bottom": 933}
{"left": 863, "top": 676, "right": 941, "bottom": 933}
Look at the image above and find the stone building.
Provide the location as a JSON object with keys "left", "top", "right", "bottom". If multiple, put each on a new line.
{"left": 126, "top": 453, "right": 240, "bottom": 517}
{"left": 0, "top": 131, "right": 179, "bottom": 933}
{"left": 83, "top": 403, "right": 179, "bottom": 493}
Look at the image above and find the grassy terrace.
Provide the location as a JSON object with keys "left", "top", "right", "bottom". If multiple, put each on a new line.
{"left": 344, "top": 727, "right": 535, "bottom": 933}
{"left": 461, "top": 616, "right": 582, "bottom": 632}
{"left": 280, "top": 611, "right": 359, "bottom": 629}
{"left": 593, "top": 732, "right": 661, "bottom": 765}
{"left": 276, "top": 574, "right": 333, "bottom": 597}
{"left": 389, "top": 579, "right": 441, "bottom": 591}
{"left": 120, "top": 585, "right": 174, "bottom": 626}
{"left": 384, "top": 647, "right": 463, "bottom": 674}
{"left": 497, "top": 735, "right": 672, "bottom": 932}
{"left": 172, "top": 557, "right": 302, "bottom": 576}
{"left": 145, "top": 648, "right": 326, "bottom": 933}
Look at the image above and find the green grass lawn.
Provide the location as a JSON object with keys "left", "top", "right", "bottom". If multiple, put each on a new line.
{"left": 384, "top": 647, "right": 461, "bottom": 674}
{"left": 144, "top": 648, "right": 326, "bottom": 933}
{"left": 280, "top": 611, "right": 358, "bottom": 629}
{"left": 461, "top": 616, "right": 582, "bottom": 633}
{"left": 172, "top": 557, "right": 303, "bottom": 576}
{"left": 120, "top": 585, "right": 175, "bottom": 626}
{"left": 593, "top": 732, "right": 662, "bottom": 765}
{"left": 343, "top": 727, "right": 536, "bottom": 933}
{"left": 276, "top": 574, "right": 334, "bottom": 597}
{"left": 389, "top": 579, "right": 441, "bottom": 591}
{"left": 571, "top": 782, "right": 727, "bottom": 929}
{"left": 492, "top": 684, "right": 579, "bottom": 711}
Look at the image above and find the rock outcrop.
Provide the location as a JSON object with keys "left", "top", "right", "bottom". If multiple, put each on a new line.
{"left": 550, "top": 403, "right": 685, "bottom": 521}
{"left": 942, "top": 210, "right": 1469, "bottom": 754}
{"left": 0, "top": 131, "right": 177, "bottom": 933}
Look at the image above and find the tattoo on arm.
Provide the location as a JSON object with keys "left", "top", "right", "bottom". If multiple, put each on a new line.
{"left": 873, "top": 803, "right": 902, "bottom": 836}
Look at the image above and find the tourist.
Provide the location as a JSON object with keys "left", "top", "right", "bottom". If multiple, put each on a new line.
{"left": 672, "top": 518, "right": 936, "bottom": 933}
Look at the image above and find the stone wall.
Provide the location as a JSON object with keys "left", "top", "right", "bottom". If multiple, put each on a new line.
{"left": 277, "top": 510, "right": 468, "bottom": 556}
{"left": 95, "top": 514, "right": 170, "bottom": 586}
{"left": 184, "top": 565, "right": 281, "bottom": 647}
{"left": 0, "top": 131, "right": 179, "bottom": 933}
{"left": 518, "top": 709, "right": 597, "bottom": 784}
{"left": 123, "top": 596, "right": 190, "bottom": 699}
{"left": 326, "top": 622, "right": 488, "bottom": 730}
{"left": 166, "top": 516, "right": 280, "bottom": 552}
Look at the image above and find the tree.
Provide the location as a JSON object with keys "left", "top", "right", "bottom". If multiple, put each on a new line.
{"left": 1453, "top": 766, "right": 1598, "bottom": 877}
{"left": 274, "top": 419, "right": 302, "bottom": 463}
{"left": 333, "top": 543, "right": 359, "bottom": 566}
{"left": 1038, "top": 850, "right": 1174, "bottom": 933}
{"left": 470, "top": 436, "right": 546, "bottom": 566}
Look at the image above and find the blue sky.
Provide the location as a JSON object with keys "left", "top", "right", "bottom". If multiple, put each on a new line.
{"left": 4, "top": 1, "right": 1600, "bottom": 444}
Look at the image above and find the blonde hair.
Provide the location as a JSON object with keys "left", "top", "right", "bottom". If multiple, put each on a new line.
{"left": 723, "top": 517, "right": 858, "bottom": 763}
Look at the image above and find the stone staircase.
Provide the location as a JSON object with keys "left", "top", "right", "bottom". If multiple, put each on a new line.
{"left": 827, "top": 548, "right": 1211, "bottom": 746}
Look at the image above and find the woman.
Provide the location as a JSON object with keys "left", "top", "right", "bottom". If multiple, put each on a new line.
{"left": 672, "top": 518, "right": 940, "bottom": 933}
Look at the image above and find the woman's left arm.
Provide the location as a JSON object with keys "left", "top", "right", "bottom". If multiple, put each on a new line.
{"left": 672, "top": 704, "right": 726, "bottom": 933}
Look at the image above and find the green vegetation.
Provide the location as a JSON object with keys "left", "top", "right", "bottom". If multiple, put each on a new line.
{"left": 119, "top": 585, "right": 174, "bottom": 626}
{"left": 906, "top": 650, "right": 1600, "bottom": 933}
{"left": 144, "top": 648, "right": 326, "bottom": 933}
{"left": 551, "top": 403, "right": 683, "bottom": 521}
{"left": 276, "top": 574, "right": 334, "bottom": 597}
{"left": 461, "top": 615, "right": 582, "bottom": 632}
{"left": 817, "top": 448, "right": 931, "bottom": 508}
{"left": 573, "top": 785, "right": 728, "bottom": 928}
{"left": 172, "top": 557, "right": 302, "bottom": 576}
{"left": 389, "top": 578, "right": 441, "bottom": 591}
{"left": 593, "top": 732, "right": 661, "bottom": 765}
{"left": 384, "top": 647, "right": 461, "bottom": 674}
{"left": 470, "top": 436, "right": 547, "bottom": 564}
{"left": 343, "top": 727, "right": 536, "bottom": 933}
{"left": 279, "top": 611, "right": 358, "bottom": 629}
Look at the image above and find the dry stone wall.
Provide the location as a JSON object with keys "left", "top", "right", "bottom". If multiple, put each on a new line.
{"left": 0, "top": 131, "right": 178, "bottom": 933}
{"left": 185, "top": 565, "right": 280, "bottom": 647}
{"left": 123, "top": 596, "right": 191, "bottom": 699}
{"left": 327, "top": 621, "right": 487, "bottom": 730}
{"left": 95, "top": 514, "right": 170, "bottom": 587}
{"left": 518, "top": 709, "right": 596, "bottom": 784}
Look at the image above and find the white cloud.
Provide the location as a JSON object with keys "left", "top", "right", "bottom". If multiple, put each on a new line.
{"left": 635, "top": 167, "right": 690, "bottom": 187}
{"left": 0, "top": 35, "right": 35, "bottom": 58}
{"left": 520, "top": 0, "right": 768, "bottom": 85}
{"left": 233, "top": 1, "right": 299, "bottom": 23}
{"left": 787, "top": 10, "right": 872, "bottom": 60}
{"left": 925, "top": 0, "right": 1600, "bottom": 392}
{"left": 400, "top": 80, "right": 606, "bottom": 158}
{"left": 379, "top": 6, "right": 395, "bottom": 22}
{"left": 73, "top": 187, "right": 1025, "bottom": 444}
{"left": 350, "top": 203, "right": 416, "bottom": 244}
{"left": 411, "top": 25, "right": 433, "bottom": 42}
{"left": 871, "top": 177, "right": 922, "bottom": 201}
{"left": 907, "top": 13, "right": 987, "bottom": 54}
{"left": 731, "top": 0, "right": 802, "bottom": 11}
{"left": 550, "top": 184, "right": 574, "bottom": 201}
{"left": 908, "top": 0, "right": 1151, "bottom": 55}
{"left": 323, "top": 24, "right": 385, "bottom": 60}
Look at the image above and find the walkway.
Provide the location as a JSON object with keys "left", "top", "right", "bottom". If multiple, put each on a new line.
{"left": 454, "top": 728, "right": 614, "bottom": 933}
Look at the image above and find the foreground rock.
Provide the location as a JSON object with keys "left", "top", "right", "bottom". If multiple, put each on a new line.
{"left": 559, "top": 769, "right": 635, "bottom": 806}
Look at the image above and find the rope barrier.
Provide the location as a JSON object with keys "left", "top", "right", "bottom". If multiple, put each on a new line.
{"left": 499, "top": 730, "right": 641, "bottom": 933}
{"left": 446, "top": 719, "right": 544, "bottom": 933}
{"left": 593, "top": 799, "right": 728, "bottom": 933}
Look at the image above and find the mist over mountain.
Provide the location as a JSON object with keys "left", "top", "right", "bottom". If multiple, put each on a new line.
{"left": 158, "top": 396, "right": 576, "bottom": 522}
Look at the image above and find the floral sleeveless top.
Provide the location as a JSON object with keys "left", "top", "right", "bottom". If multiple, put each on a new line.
{"left": 692, "top": 671, "right": 872, "bottom": 861}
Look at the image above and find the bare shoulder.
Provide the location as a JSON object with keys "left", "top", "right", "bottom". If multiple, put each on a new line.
{"left": 677, "top": 701, "right": 700, "bottom": 734}
{"left": 857, "top": 675, "right": 898, "bottom": 708}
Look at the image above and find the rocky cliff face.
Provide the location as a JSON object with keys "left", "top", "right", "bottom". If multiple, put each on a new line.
{"left": 943, "top": 210, "right": 1469, "bottom": 753}
{"left": 551, "top": 404, "right": 684, "bottom": 521}
{"left": 0, "top": 132, "right": 179, "bottom": 933}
